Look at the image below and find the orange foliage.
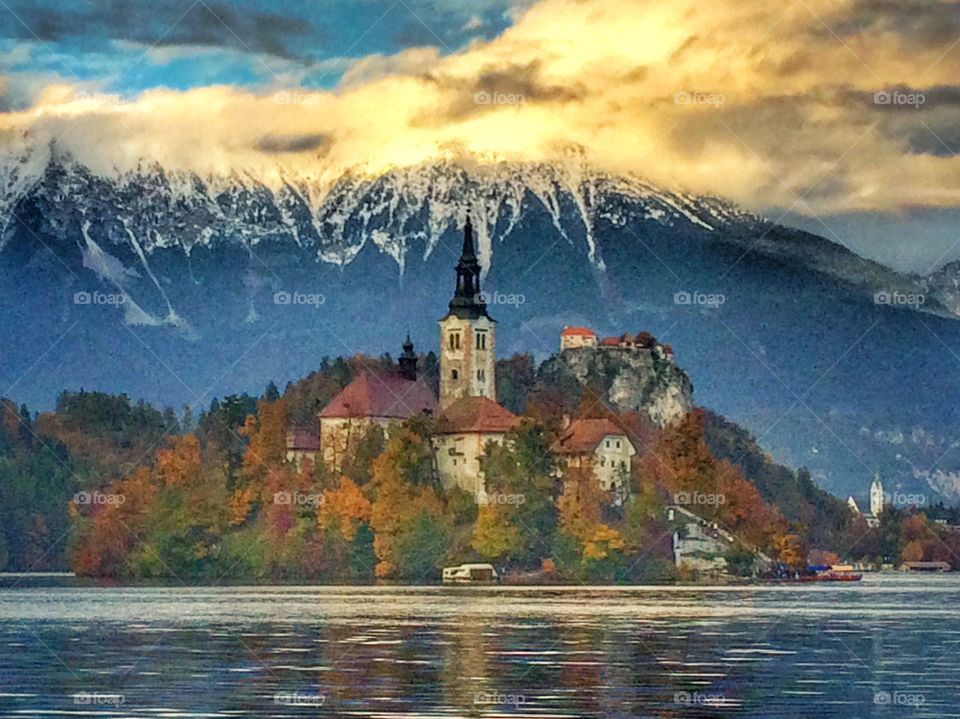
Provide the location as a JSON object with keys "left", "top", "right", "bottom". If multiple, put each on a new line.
{"left": 319, "top": 477, "right": 372, "bottom": 541}
{"left": 155, "top": 434, "right": 202, "bottom": 487}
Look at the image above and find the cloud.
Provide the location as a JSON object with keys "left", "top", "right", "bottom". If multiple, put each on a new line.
{"left": 2, "top": 0, "right": 960, "bottom": 214}
{"left": 254, "top": 132, "right": 330, "bottom": 154}
{"left": 0, "top": 0, "right": 314, "bottom": 59}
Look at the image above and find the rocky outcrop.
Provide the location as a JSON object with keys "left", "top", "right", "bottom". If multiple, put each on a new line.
{"left": 538, "top": 345, "right": 693, "bottom": 427}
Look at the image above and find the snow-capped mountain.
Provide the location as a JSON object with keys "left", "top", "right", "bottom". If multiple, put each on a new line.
{"left": 2, "top": 149, "right": 960, "bottom": 503}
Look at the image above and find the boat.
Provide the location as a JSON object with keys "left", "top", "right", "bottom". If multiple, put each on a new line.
{"left": 442, "top": 563, "right": 498, "bottom": 584}
{"left": 763, "top": 564, "right": 862, "bottom": 583}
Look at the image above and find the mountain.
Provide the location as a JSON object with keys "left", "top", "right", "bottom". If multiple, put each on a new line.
{"left": 2, "top": 149, "right": 960, "bottom": 503}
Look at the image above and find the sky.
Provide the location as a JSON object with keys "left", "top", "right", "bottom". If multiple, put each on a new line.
{"left": 1, "top": 0, "right": 960, "bottom": 272}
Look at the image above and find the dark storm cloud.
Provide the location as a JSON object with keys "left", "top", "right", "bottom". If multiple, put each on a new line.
{"left": 428, "top": 60, "right": 586, "bottom": 122}
{"left": 0, "top": 0, "right": 315, "bottom": 59}
{"left": 254, "top": 132, "right": 330, "bottom": 154}
{"left": 831, "top": 0, "right": 960, "bottom": 48}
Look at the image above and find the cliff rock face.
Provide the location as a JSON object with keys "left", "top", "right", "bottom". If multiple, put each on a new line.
{"left": 539, "top": 345, "right": 693, "bottom": 427}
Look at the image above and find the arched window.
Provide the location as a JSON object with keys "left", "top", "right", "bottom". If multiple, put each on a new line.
{"left": 451, "top": 369, "right": 459, "bottom": 380}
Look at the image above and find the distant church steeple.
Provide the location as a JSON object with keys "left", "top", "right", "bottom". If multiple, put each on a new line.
{"left": 446, "top": 213, "right": 489, "bottom": 320}
{"left": 398, "top": 332, "right": 418, "bottom": 381}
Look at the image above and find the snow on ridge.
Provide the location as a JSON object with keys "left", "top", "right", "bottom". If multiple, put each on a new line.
{"left": 4, "top": 153, "right": 740, "bottom": 278}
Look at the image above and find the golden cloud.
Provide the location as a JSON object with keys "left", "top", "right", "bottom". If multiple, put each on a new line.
{"left": 3, "top": 0, "right": 960, "bottom": 213}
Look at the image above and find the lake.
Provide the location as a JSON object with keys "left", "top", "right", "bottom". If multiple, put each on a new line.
{"left": 0, "top": 574, "right": 956, "bottom": 717}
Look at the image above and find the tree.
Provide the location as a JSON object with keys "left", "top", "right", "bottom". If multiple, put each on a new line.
{"left": 369, "top": 427, "right": 446, "bottom": 578}
{"left": 181, "top": 404, "right": 195, "bottom": 433}
{"left": 263, "top": 381, "right": 281, "bottom": 403}
{"left": 319, "top": 477, "right": 372, "bottom": 542}
{"left": 472, "top": 505, "right": 522, "bottom": 561}
{"left": 479, "top": 421, "right": 559, "bottom": 567}
{"left": 557, "top": 465, "right": 624, "bottom": 570}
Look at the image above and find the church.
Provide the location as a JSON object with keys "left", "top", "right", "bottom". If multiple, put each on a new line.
{"left": 291, "top": 215, "right": 521, "bottom": 497}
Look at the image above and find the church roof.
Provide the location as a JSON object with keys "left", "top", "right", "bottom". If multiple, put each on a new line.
{"left": 318, "top": 371, "right": 437, "bottom": 420}
{"left": 599, "top": 336, "right": 620, "bottom": 347}
{"left": 552, "top": 418, "right": 632, "bottom": 455}
{"left": 437, "top": 396, "right": 521, "bottom": 434}
{"left": 286, "top": 427, "right": 320, "bottom": 451}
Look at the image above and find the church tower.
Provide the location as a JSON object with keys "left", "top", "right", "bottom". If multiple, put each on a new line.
{"left": 439, "top": 215, "right": 496, "bottom": 409}
{"left": 870, "top": 475, "right": 885, "bottom": 517}
{"left": 398, "top": 332, "right": 418, "bottom": 381}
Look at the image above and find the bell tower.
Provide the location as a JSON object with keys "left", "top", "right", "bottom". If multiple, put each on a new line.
{"left": 439, "top": 214, "right": 496, "bottom": 409}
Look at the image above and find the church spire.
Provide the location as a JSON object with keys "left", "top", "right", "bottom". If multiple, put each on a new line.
{"left": 461, "top": 212, "right": 476, "bottom": 258}
{"left": 398, "top": 331, "right": 418, "bottom": 381}
{"left": 445, "top": 213, "right": 489, "bottom": 320}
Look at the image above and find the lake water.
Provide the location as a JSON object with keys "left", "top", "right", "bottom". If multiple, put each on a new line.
{"left": 0, "top": 574, "right": 956, "bottom": 717}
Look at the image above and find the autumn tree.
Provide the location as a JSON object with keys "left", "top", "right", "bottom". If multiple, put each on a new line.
{"left": 369, "top": 425, "right": 447, "bottom": 579}
{"left": 478, "top": 420, "right": 559, "bottom": 567}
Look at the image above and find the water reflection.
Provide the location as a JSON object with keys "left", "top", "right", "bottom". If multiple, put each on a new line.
{"left": 0, "top": 576, "right": 957, "bottom": 717}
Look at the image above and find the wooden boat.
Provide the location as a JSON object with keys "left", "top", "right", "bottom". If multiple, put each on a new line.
{"left": 442, "top": 563, "right": 498, "bottom": 584}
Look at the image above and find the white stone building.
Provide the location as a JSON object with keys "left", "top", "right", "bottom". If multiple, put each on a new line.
{"left": 560, "top": 326, "right": 598, "bottom": 351}
{"left": 434, "top": 396, "right": 521, "bottom": 497}
{"left": 551, "top": 417, "right": 636, "bottom": 499}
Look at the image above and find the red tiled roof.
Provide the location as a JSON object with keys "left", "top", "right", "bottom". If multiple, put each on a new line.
{"left": 552, "top": 418, "right": 630, "bottom": 455}
{"left": 286, "top": 427, "right": 320, "bottom": 451}
{"left": 561, "top": 326, "right": 596, "bottom": 337}
{"left": 319, "top": 371, "right": 437, "bottom": 419}
{"left": 599, "top": 336, "right": 620, "bottom": 347}
{"left": 437, "top": 396, "right": 521, "bottom": 434}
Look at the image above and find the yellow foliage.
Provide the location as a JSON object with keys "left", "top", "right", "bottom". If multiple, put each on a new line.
{"left": 471, "top": 505, "right": 522, "bottom": 560}
{"left": 583, "top": 524, "right": 625, "bottom": 561}
{"left": 319, "top": 476, "right": 372, "bottom": 541}
{"left": 228, "top": 487, "right": 257, "bottom": 526}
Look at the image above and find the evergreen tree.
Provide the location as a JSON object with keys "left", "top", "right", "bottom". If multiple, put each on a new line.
{"left": 263, "top": 381, "right": 281, "bottom": 403}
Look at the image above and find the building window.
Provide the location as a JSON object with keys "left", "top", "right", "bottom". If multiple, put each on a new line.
{"left": 477, "top": 369, "right": 485, "bottom": 382}
{"left": 449, "top": 332, "right": 461, "bottom": 350}
{"left": 616, "top": 440, "right": 621, "bottom": 449}
{"left": 475, "top": 331, "right": 487, "bottom": 350}
{"left": 605, "top": 440, "right": 610, "bottom": 448}
{"left": 451, "top": 369, "right": 458, "bottom": 380}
